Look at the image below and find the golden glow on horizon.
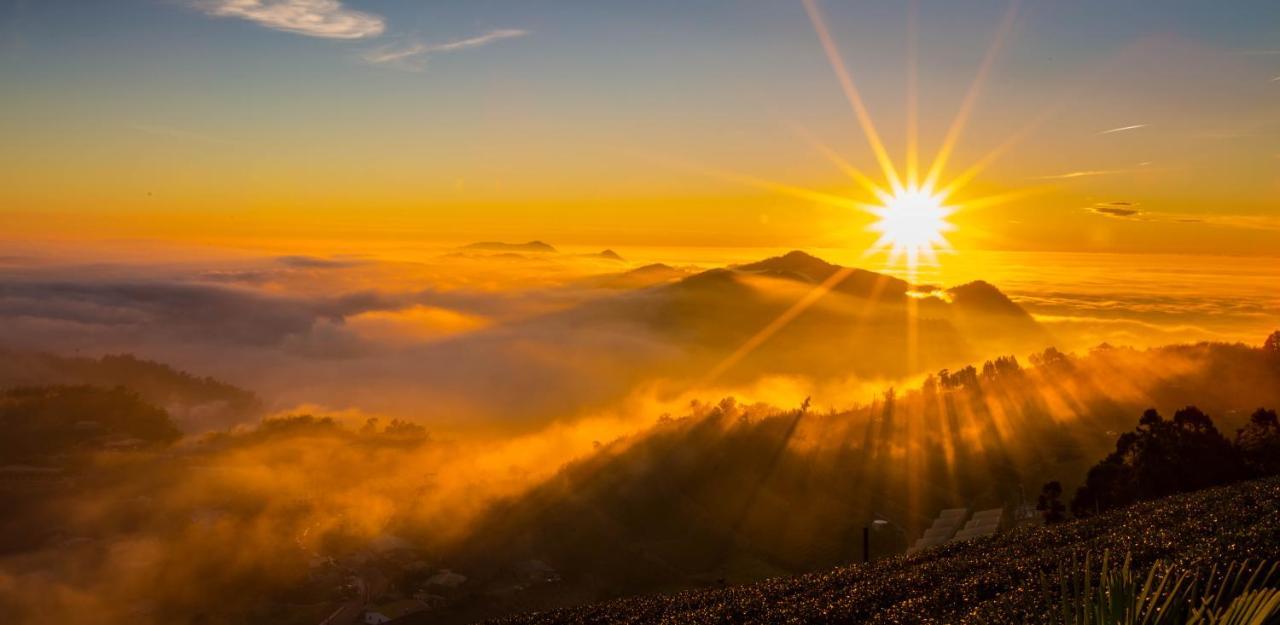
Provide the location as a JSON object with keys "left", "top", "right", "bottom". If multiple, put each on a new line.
{"left": 3, "top": 1, "right": 1276, "bottom": 260}
{"left": 793, "top": 0, "right": 1021, "bottom": 276}
{"left": 694, "top": 0, "right": 1019, "bottom": 389}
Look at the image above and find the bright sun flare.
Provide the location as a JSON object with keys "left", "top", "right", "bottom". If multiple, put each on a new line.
{"left": 868, "top": 185, "right": 954, "bottom": 273}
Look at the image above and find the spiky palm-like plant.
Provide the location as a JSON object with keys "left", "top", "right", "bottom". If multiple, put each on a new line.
{"left": 1043, "top": 552, "right": 1280, "bottom": 625}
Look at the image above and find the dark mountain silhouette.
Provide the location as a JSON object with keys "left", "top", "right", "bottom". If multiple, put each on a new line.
{"left": 735, "top": 250, "right": 909, "bottom": 299}
{"left": 594, "top": 249, "right": 624, "bottom": 261}
{"left": 581, "top": 263, "right": 690, "bottom": 290}
{"left": 461, "top": 241, "right": 559, "bottom": 253}
{"left": 556, "top": 250, "right": 1047, "bottom": 382}
{"left": 732, "top": 253, "right": 1034, "bottom": 328}
{"left": 737, "top": 249, "right": 845, "bottom": 280}
{"left": 947, "top": 280, "right": 1032, "bottom": 318}
{"left": 0, "top": 349, "right": 262, "bottom": 431}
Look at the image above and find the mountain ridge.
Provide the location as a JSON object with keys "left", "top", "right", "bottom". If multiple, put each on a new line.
{"left": 461, "top": 241, "right": 559, "bottom": 253}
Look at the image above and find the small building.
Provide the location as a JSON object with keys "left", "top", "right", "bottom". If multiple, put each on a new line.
{"left": 951, "top": 508, "right": 1004, "bottom": 542}
{"left": 363, "top": 599, "right": 428, "bottom": 624}
{"left": 908, "top": 508, "right": 969, "bottom": 554}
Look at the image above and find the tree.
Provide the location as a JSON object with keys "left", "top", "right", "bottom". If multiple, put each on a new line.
{"left": 938, "top": 365, "right": 979, "bottom": 390}
{"left": 1236, "top": 408, "right": 1280, "bottom": 476}
{"left": 1266, "top": 330, "right": 1280, "bottom": 355}
{"left": 982, "top": 356, "right": 1022, "bottom": 381}
{"left": 1070, "top": 406, "right": 1247, "bottom": 517}
{"left": 0, "top": 385, "right": 180, "bottom": 463}
{"left": 922, "top": 374, "right": 939, "bottom": 397}
{"left": 1036, "top": 481, "right": 1066, "bottom": 524}
{"left": 1070, "top": 456, "right": 1134, "bottom": 518}
{"left": 1030, "top": 346, "right": 1071, "bottom": 370}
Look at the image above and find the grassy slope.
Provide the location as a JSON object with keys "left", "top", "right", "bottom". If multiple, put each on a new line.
{"left": 488, "top": 477, "right": 1280, "bottom": 625}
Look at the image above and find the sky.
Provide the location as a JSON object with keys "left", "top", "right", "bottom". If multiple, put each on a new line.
{"left": 2, "top": 7, "right": 1279, "bottom": 622}
{"left": 1, "top": 0, "right": 1279, "bottom": 256}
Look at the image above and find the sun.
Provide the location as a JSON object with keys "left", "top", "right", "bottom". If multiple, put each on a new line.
{"left": 867, "top": 185, "right": 954, "bottom": 274}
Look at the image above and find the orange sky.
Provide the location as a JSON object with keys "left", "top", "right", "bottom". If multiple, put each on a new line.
{"left": 2, "top": 1, "right": 1278, "bottom": 259}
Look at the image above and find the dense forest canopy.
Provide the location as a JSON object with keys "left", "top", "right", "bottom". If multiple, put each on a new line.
{"left": 0, "top": 385, "right": 180, "bottom": 464}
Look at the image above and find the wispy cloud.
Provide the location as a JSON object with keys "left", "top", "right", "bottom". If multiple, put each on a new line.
{"left": 195, "top": 0, "right": 385, "bottom": 39}
{"left": 1099, "top": 124, "right": 1147, "bottom": 135}
{"left": 1038, "top": 169, "right": 1132, "bottom": 180}
{"left": 1038, "top": 162, "right": 1164, "bottom": 180}
{"left": 1088, "top": 201, "right": 1141, "bottom": 218}
{"left": 363, "top": 29, "right": 529, "bottom": 70}
{"left": 1083, "top": 203, "right": 1280, "bottom": 232}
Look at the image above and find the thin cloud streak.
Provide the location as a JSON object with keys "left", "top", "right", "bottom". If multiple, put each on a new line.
{"left": 1083, "top": 205, "right": 1280, "bottom": 232}
{"left": 1037, "top": 169, "right": 1131, "bottom": 180}
{"left": 421, "top": 29, "right": 530, "bottom": 53}
{"left": 195, "top": 0, "right": 385, "bottom": 39}
{"left": 1099, "top": 124, "right": 1147, "bottom": 135}
{"left": 364, "top": 29, "right": 529, "bottom": 70}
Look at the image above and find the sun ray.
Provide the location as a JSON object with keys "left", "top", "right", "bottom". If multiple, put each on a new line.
{"left": 922, "top": 1, "right": 1020, "bottom": 191}
{"left": 906, "top": 290, "right": 920, "bottom": 373}
{"left": 802, "top": 0, "right": 905, "bottom": 193}
{"left": 935, "top": 104, "right": 1062, "bottom": 200}
{"left": 640, "top": 152, "right": 863, "bottom": 210}
{"left": 793, "top": 125, "right": 893, "bottom": 201}
{"left": 950, "top": 185, "right": 1049, "bottom": 211}
{"left": 905, "top": 0, "right": 921, "bottom": 189}
{"left": 698, "top": 265, "right": 859, "bottom": 387}
{"left": 688, "top": 1, "right": 1037, "bottom": 389}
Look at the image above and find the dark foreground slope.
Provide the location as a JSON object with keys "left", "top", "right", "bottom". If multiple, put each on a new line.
{"left": 489, "top": 477, "right": 1280, "bottom": 625}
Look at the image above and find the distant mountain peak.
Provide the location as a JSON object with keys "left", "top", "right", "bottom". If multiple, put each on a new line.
{"left": 461, "top": 241, "right": 558, "bottom": 253}
{"left": 627, "top": 263, "right": 674, "bottom": 274}
{"left": 947, "top": 280, "right": 1031, "bottom": 318}
{"left": 729, "top": 251, "right": 911, "bottom": 299}
{"left": 736, "top": 250, "right": 840, "bottom": 282}
{"left": 668, "top": 267, "right": 744, "bottom": 292}
{"left": 596, "top": 249, "right": 624, "bottom": 261}
{"left": 581, "top": 263, "right": 688, "bottom": 290}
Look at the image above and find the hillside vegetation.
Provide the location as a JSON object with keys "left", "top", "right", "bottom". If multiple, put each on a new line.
{"left": 0, "top": 349, "right": 262, "bottom": 431}
{"left": 488, "top": 476, "right": 1280, "bottom": 625}
{"left": 443, "top": 341, "right": 1280, "bottom": 611}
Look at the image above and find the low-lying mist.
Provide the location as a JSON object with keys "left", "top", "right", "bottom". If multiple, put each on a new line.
{"left": 3, "top": 244, "right": 1278, "bottom": 623}
{"left": 3, "top": 245, "right": 1269, "bottom": 432}
{"left": 2, "top": 338, "right": 1278, "bottom": 624}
